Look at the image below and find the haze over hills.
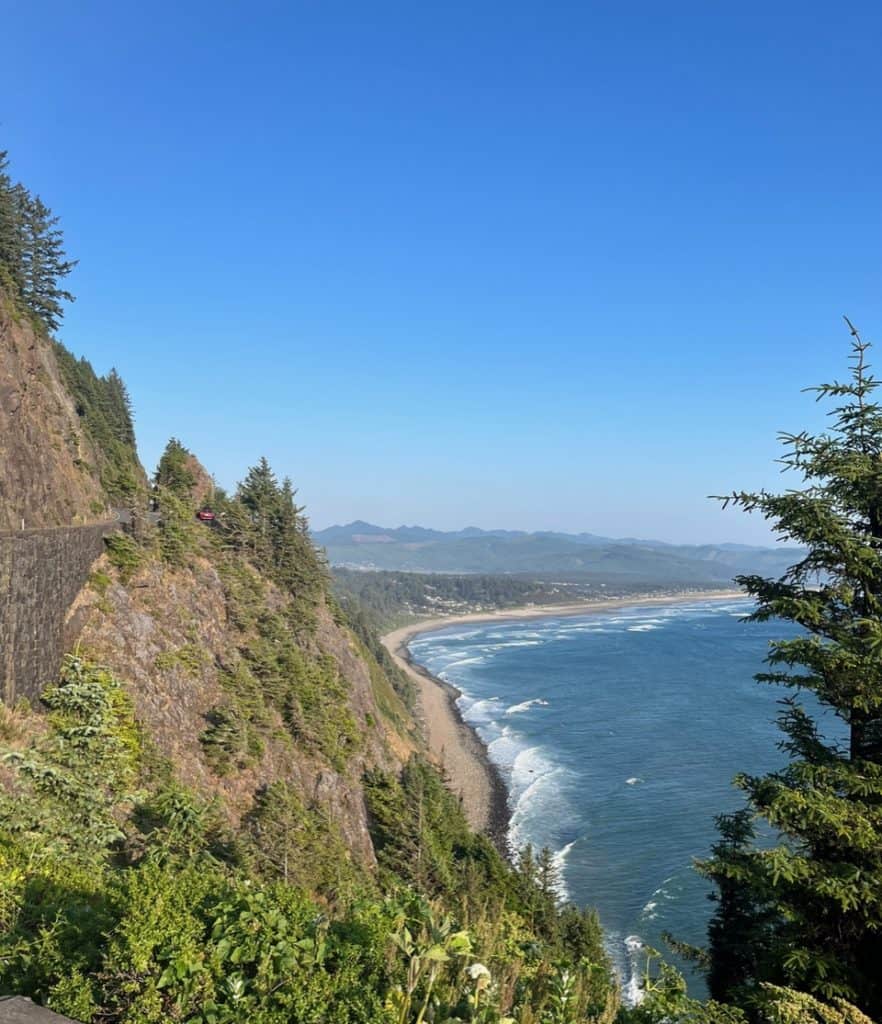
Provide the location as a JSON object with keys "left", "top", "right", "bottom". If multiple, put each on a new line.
{"left": 313, "top": 521, "right": 802, "bottom": 583}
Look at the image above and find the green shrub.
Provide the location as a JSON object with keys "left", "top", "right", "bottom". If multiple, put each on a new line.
{"left": 105, "top": 531, "right": 145, "bottom": 582}
{"left": 156, "top": 487, "right": 199, "bottom": 567}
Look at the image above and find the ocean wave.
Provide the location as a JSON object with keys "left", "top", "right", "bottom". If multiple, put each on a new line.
{"left": 623, "top": 935, "right": 646, "bottom": 1006}
{"left": 416, "top": 629, "right": 483, "bottom": 643}
{"left": 506, "top": 697, "right": 549, "bottom": 714}
{"left": 462, "top": 697, "right": 502, "bottom": 722}
{"left": 486, "top": 725, "right": 526, "bottom": 766}
{"left": 626, "top": 623, "right": 659, "bottom": 632}
{"left": 508, "top": 747, "right": 574, "bottom": 851}
{"left": 645, "top": 875, "right": 680, "bottom": 906}
{"left": 511, "top": 743, "right": 557, "bottom": 787}
{"left": 442, "top": 655, "right": 487, "bottom": 670}
{"left": 625, "top": 776, "right": 643, "bottom": 786}
{"left": 551, "top": 840, "right": 577, "bottom": 901}
{"left": 551, "top": 626, "right": 611, "bottom": 637}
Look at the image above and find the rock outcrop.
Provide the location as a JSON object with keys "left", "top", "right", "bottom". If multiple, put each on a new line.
{"left": 0, "top": 295, "right": 109, "bottom": 529}
{"left": 68, "top": 552, "right": 418, "bottom": 873}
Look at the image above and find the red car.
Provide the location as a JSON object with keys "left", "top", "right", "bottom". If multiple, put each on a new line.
{"left": 196, "top": 508, "right": 216, "bottom": 522}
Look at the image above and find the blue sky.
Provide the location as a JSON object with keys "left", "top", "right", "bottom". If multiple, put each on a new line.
{"left": 3, "top": 2, "right": 881, "bottom": 543}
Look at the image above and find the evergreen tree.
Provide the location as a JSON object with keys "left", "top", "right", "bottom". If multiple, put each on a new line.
{"left": 0, "top": 148, "right": 76, "bottom": 330}
{"left": 51, "top": 342, "right": 143, "bottom": 503}
{"left": 105, "top": 368, "right": 136, "bottom": 447}
{"left": 703, "top": 810, "right": 777, "bottom": 1003}
{"left": 155, "top": 438, "right": 195, "bottom": 500}
{"left": 536, "top": 845, "right": 559, "bottom": 901}
{"left": 0, "top": 152, "right": 24, "bottom": 287}
{"left": 237, "top": 456, "right": 278, "bottom": 563}
{"left": 273, "top": 476, "right": 324, "bottom": 597}
{"left": 702, "top": 322, "right": 882, "bottom": 1016}
{"left": 19, "top": 191, "right": 76, "bottom": 331}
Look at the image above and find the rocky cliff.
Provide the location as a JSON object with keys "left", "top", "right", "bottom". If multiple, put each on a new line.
{"left": 66, "top": 544, "right": 418, "bottom": 876}
{"left": 0, "top": 294, "right": 112, "bottom": 529}
{"left": 0, "top": 283, "right": 421, "bottom": 884}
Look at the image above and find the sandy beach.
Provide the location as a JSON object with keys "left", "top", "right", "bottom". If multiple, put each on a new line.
{"left": 381, "top": 588, "right": 743, "bottom": 842}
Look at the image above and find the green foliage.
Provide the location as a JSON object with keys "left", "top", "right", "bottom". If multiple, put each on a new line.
{"left": 621, "top": 951, "right": 747, "bottom": 1024}
{"left": 700, "top": 810, "right": 778, "bottom": 1005}
{"left": 618, "top": 959, "right": 872, "bottom": 1024}
{"left": 105, "top": 531, "right": 147, "bottom": 582}
{"left": 52, "top": 339, "right": 142, "bottom": 504}
{"left": 130, "top": 782, "right": 237, "bottom": 864}
{"left": 703, "top": 324, "right": 882, "bottom": 1018}
{"left": 211, "top": 564, "right": 361, "bottom": 770}
{"left": 354, "top": 631, "right": 417, "bottom": 740}
{"left": 0, "top": 148, "right": 76, "bottom": 332}
{"left": 756, "top": 985, "right": 874, "bottom": 1024}
{"left": 0, "top": 655, "right": 624, "bottom": 1024}
{"left": 90, "top": 568, "right": 112, "bottom": 594}
{"left": 156, "top": 486, "right": 200, "bottom": 566}
{"left": 155, "top": 437, "right": 197, "bottom": 499}
{"left": 199, "top": 699, "right": 265, "bottom": 775}
{"left": 364, "top": 755, "right": 613, "bottom": 1023}
{"left": 332, "top": 568, "right": 599, "bottom": 631}
{"left": 0, "top": 654, "right": 141, "bottom": 865}
{"left": 338, "top": 597, "right": 416, "bottom": 708}
{"left": 153, "top": 642, "right": 208, "bottom": 677}
{"left": 224, "top": 458, "right": 328, "bottom": 612}
{"left": 242, "top": 781, "right": 364, "bottom": 897}
{"left": 366, "top": 756, "right": 490, "bottom": 896}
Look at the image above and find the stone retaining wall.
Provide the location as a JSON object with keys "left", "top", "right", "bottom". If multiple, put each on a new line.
{"left": 0, "top": 522, "right": 115, "bottom": 704}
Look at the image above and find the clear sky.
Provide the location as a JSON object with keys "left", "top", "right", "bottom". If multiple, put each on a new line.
{"left": 3, "top": 2, "right": 881, "bottom": 544}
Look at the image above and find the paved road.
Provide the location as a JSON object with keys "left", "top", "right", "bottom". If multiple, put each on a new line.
{"left": 113, "top": 507, "right": 161, "bottom": 527}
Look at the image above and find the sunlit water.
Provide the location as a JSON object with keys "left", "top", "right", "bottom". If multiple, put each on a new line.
{"left": 408, "top": 598, "right": 845, "bottom": 999}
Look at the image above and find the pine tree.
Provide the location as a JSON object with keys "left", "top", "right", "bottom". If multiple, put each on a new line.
{"left": 238, "top": 456, "right": 279, "bottom": 563}
{"left": 19, "top": 191, "right": 76, "bottom": 331}
{"left": 155, "top": 438, "right": 196, "bottom": 499}
{"left": 0, "top": 152, "right": 24, "bottom": 287}
{"left": 105, "top": 368, "right": 136, "bottom": 447}
{"left": 536, "top": 845, "right": 559, "bottom": 900}
{"left": 273, "top": 476, "right": 324, "bottom": 596}
{"left": 702, "top": 321, "right": 882, "bottom": 1016}
{"left": 702, "top": 810, "right": 777, "bottom": 1002}
{"left": 0, "top": 149, "right": 76, "bottom": 328}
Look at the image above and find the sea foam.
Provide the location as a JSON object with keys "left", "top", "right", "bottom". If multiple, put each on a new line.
{"left": 506, "top": 697, "right": 549, "bottom": 714}
{"left": 623, "top": 935, "right": 646, "bottom": 1006}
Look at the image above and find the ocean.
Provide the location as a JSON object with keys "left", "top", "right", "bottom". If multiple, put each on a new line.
{"left": 407, "top": 597, "right": 846, "bottom": 1000}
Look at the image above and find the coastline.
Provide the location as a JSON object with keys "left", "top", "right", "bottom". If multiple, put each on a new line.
{"left": 381, "top": 588, "right": 744, "bottom": 848}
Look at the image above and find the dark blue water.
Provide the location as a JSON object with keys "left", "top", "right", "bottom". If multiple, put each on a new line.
{"left": 408, "top": 598, "right": 846, "bottom": 999}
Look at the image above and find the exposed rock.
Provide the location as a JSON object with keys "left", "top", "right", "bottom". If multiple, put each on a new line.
{"left": 0, "top": 298, "right": 109, "bottom": 529}
{"left": 69, "top": 554, "right": 415, "bottom": 870}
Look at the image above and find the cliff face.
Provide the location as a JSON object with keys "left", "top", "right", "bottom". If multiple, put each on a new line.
{"left": 0, "top": 291, "right": 421, "bottom": 880}
{"left": 0, "top": 295, "right": 111, "bottom": 529}
{"left": 67, "top": 547, "right": 419, "bottom": 875}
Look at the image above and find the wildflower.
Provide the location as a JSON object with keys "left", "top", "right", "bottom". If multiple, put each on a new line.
{"left": 467, "top": 961, "right": 492, "bottom": 999}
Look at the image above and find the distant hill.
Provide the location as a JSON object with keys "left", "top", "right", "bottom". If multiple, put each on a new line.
{"left": 312, "top": 521, "right": 802, "bottom": 583}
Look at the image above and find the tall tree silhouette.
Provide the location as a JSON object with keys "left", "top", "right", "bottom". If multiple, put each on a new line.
{"left": 702, "top": 321, "right": 882, "bottom": 1017}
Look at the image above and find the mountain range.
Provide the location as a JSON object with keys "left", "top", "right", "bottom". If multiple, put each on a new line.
{"left": 313, "top": 521, "right": 802, "bottom": 583}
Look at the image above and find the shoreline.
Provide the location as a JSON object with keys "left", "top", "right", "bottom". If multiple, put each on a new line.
{"left": 381, "top": 588, "right": 744, "bottom": 848}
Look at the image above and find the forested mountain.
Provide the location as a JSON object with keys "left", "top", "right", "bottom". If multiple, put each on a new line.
{"left": 315, "top": 521, "right": 801, "bottom": 583}
{"left": 332, "top": 568, "right": 721, "bottom": 631}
